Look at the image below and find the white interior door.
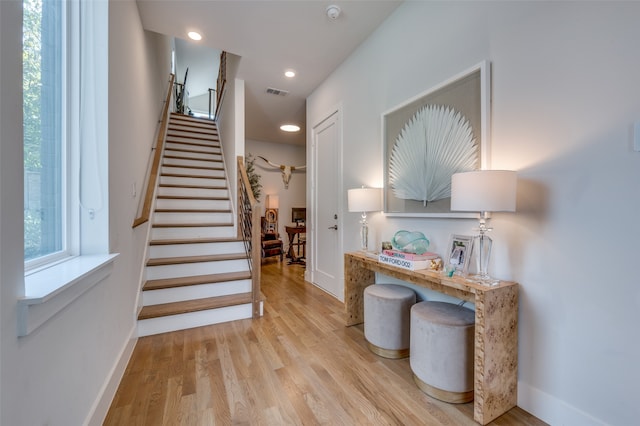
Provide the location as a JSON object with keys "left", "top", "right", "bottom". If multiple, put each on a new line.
{"left": 312, "top": 110, "right": 343, "bottom": 300}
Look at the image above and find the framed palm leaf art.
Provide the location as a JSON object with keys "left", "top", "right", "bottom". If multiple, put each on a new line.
{"left": 382, "top": 61, "right": 491, "bottom": 217}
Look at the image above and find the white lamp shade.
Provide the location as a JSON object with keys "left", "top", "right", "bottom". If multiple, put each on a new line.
{"left": 348, "top": 187, "right": 382, "bottom": 212}
{"left": 451, "top": 170, "right": 517, "bottom": 212}
{"left": 266, "top": 194, "right": 279, "bottom": 209}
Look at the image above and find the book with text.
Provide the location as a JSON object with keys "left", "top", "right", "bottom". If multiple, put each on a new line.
{"left": 382, "top": 249, "right": 440, "bottom": 261}
{"left": 378, "top": 253, "right": 431, "bottom": 271}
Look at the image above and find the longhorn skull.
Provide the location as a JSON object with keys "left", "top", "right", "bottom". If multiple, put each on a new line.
{"left": 257, "top": 156, "right": 306, "bottom": 189}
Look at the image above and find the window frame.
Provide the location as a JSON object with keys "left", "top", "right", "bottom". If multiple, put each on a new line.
{"left": 19, "top": 0, "right": 116, "bottom": 337}
{"left": 23, "top": 0, "right": 77, "bottom": 272}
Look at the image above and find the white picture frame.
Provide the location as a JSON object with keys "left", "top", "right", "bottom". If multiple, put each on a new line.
{"left": 382, "top": 60, "right": 491, "bottom": 217}
{"left": 446, "top": 234, "right": 474, "bottom": 275}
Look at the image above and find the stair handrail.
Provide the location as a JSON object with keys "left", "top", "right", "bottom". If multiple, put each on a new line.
{"left": 214, "top": 51, "right": 227, "bottom": 121}
{"left": 237, "top": 156, "right": 262, "bottom": 318}
{"left": 133, "top": 73, "right": 175, "bottom": 228}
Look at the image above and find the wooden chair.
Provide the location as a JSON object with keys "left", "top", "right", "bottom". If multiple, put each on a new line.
{"left": 261, "top": 217, "right": 283, "bottom": 261}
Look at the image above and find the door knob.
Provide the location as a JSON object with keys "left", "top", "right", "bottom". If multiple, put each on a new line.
{"left": 328, "top": 225, "right": 338, "bottom": 230}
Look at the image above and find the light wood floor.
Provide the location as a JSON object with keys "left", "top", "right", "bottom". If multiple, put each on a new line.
{"left": 104, "top": 260, "right": 547, "bottom": 425}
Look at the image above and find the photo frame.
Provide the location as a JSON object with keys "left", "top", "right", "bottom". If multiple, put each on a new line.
{"left": 446, "top": 234, "right": 474, "bottom": 275}
{"left": 382, "top": 61, "right": 491, "bottom": 217}
{"left": 265, "top": 209, "right": 278, "bottom": 233}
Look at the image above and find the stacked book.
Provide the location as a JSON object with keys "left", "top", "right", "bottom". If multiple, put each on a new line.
{"left": 378, "top": 249, "right": 442, "bottom": 271}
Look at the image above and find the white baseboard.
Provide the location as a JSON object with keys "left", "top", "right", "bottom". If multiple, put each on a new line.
{"left": 83, "top": 325, "right": 138, "bottom": 426}
{"left": 518, "top": 381, "right": 606, "bottom": 426}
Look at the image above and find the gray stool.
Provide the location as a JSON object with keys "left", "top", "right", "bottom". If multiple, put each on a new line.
{"left": 410, "top": 301, "right": 475, "bottom": 403}
{"left": 364, "top": 284, "right": 416, "bottom": 359}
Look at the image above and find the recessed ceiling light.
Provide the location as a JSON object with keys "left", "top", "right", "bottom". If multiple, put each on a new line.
{"left": 280, "top": 124, "right": 300, "bottom": 132}
{"left": 284, "top": 70, "right": 296, "bottom": 78}
{"left": 187, "top": 31, "right": 202, "bottom": 41}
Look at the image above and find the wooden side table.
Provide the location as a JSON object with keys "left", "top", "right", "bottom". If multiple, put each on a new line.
{"left": 344, "top": 252, "right": 518, "bottom": 425}
{"left": 285, "top": 225, "right": 306, "bottom": 265}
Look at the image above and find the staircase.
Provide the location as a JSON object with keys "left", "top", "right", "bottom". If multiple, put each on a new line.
{"left": 137, "top": 113, "right": 259, "bottom": 337}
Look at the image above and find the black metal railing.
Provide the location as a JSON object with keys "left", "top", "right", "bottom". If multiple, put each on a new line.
{"left": 237, "top": 156, "right": 261, "bottom": 318}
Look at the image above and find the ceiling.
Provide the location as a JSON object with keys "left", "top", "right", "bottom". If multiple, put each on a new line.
{"left": 136, "top": 0, "right": 403, "bottom": 146}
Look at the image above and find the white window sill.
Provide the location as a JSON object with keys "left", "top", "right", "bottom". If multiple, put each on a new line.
{"left": 18, "top": 253, "right": 119, "bottom": 337}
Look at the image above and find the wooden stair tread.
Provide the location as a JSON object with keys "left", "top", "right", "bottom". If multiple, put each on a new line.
{"left": 160, "top": 172, "right": 224, "bottom": 179}
{"left": 147, "top": 252, "right": 247, "bottom": 266}
{"left": 143, "top": 270, "right": 252, "bottom": 291}
{"left": 158, "top": 183, "right": 228, "bottom": 190}
{"left": 162, "top": 163, "right": 224, "bottom": 171}
{"left": 155, "top": 195, "right": 229, "bottom": 201}
{"left": 167, "top": 125, "right": 216, "bottom": 133}
{"left": 165, "top": 138, "right": 221, "bottom": 148}
{"left": 150, "top": 237, "right": 240, "bottom": 245}
{"left": 154, "top": 208, "right": 231, "bottom": 213}
{"left": 164, "top": 154, "right": 222, "bottom": 161}
{"left": 166, "top": 132, "right": 219, "bottom": 142}
{"left": 164, "top": 147, "right": 222, "bottom": 156}
{"left": 167, "top": 124, "right": 218, "bottom": 133}
{"left": 138, "top": 293, "right": 253, "bottom": 320}
{"left": 151, "top": 221, "right": 234, "bottom": 228}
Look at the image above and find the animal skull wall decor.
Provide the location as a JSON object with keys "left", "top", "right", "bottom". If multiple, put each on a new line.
{"left": 257, "top": 156, "right": 306, "bottom": 189}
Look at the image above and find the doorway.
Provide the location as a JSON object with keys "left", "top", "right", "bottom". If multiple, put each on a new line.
{"left": 311, "top": 108, "right": 343, "bottom": 301}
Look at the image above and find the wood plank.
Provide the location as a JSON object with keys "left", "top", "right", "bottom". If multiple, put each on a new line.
{"left": 151, "top": 221, "right": 233, "bottom": 228}
{"left": 149, "top": 237, "right": 240, "bottom": 245}
{"left": 138, "top": 293, "right": 253, "bottom": 320}
{"left": 143, "top": 270, "right": 252, "bottom": 291}
{"left": 160, "top": 163, "right": 224, "bottom": 171}
{"left": 158, "top": 183, "right": 227, "bottom": 190}
{"left": 107, "top": 262, "right": 547, "bottom": 426}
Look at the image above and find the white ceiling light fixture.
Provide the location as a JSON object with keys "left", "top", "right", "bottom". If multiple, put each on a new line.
{"left": 284, "top": 70, "right": 296, "bottom": 78}
{"left": 187, "top": 31, "right": 202, "bottom": 41}
{"left": 280, "top": 124, "right": 301, "bottom": 132}
{"left": 326, "top": 5, "right": 341, "bottom": 21}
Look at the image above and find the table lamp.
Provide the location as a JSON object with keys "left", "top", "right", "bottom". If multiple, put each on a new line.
{"left": 451, "top": 170, "right": 517, "bottom": 284}
{"left": 347, "top": 187, "right": 382, "bottom": 251}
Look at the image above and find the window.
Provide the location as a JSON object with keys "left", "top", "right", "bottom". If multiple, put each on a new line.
{"left": 19, "top": 0, "right": 113, "bottom": 336}
{"left": 23, "top": 0, "right": 68, "bottom": 267}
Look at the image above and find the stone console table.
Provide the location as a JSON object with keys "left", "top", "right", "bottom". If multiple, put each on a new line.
{"left": 344, "top": 252, "right": 518, "bottom": 425}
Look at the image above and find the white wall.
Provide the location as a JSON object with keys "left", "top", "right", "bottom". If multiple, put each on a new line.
{"left": 217, "top": 53, "right": 243, "bottom": 221}
{"left": 246, "top": 139, "right": 306, "bottom": 239}
{"left": 307, "top": 2, "right": 640, "bottom": 425}
{"left": 0, "top": 0, "right": 171, "bottom": 424}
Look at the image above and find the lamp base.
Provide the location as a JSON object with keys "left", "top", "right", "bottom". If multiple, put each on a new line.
{"left": 467, "top": 274, "right": 500, "bottom": 286}
{"left": 359, "top": 214, "right": 369, "bottom": 252}
{"left": 471, "top": 227, "right": 499, "bottom": 286}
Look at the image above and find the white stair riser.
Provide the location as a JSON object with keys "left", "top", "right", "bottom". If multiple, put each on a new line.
{"left": 143, "top": 279, "right": 252, "bottom": 306}
{"left": 151, "top": 225, "right": 235, "bottom": 240}
{"left": 155, "top": 198, "right": 231, "bottom": 210}
{"left": 166, "top": 131, "right": 218, "bottom": 141}
{"left": 165, "top": 142, "right": 220, "bottom": 154}
{"left": 156, "top": 198, "right": 231, "bottom": 210}
{"left": 164, "top": 150, "right": 222, "bottom": 162}
{"left": 153, "top": 211, "right": 233, "bottom": 224}
{"left": 161, "top": 166, "right": 225, "bottom": 178}
{"left": 157, "top": 186, "right": 228, "bottom": 198}
{"left": 146, "top": 259, "right": 249, "bottom": 280}
{"left": 168, "top": 124, "right": 217, "bottom": 135}
{"left": 163, "top": 157, "right": 221, "bottom": 169}
{"left": 159, "top": 175, "right": 226, "bottom": 187}
{"left": 168, "top": 120, "right": 216, "bottom": 131}
{"left": 137, "top": 302, "right": 261, "bottom": 337}
{"left": 165, "top": 136, "right": 219, "bottom": 146}
{"left": 149, "top": 241, "right": 245, "bottom": 258}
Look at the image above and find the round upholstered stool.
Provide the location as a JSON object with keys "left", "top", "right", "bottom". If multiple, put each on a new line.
{"left": 410, "top": 301, "right": 475, "bottom": 403}
{"left": 364, "top": 284, "right": 416, "bottom": 359}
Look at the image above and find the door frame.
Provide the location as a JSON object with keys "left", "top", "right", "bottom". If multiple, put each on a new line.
{"left": 307, "top": 104, "right": 344, "bottom": 299}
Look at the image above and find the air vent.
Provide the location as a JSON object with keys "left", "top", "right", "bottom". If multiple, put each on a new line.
{"left": 266, "top": 87, "right": 289, "bottom": 96}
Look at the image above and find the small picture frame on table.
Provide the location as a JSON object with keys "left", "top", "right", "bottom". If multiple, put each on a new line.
{"left": 446, "top": 234, "right": 474, "bottom": 275}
